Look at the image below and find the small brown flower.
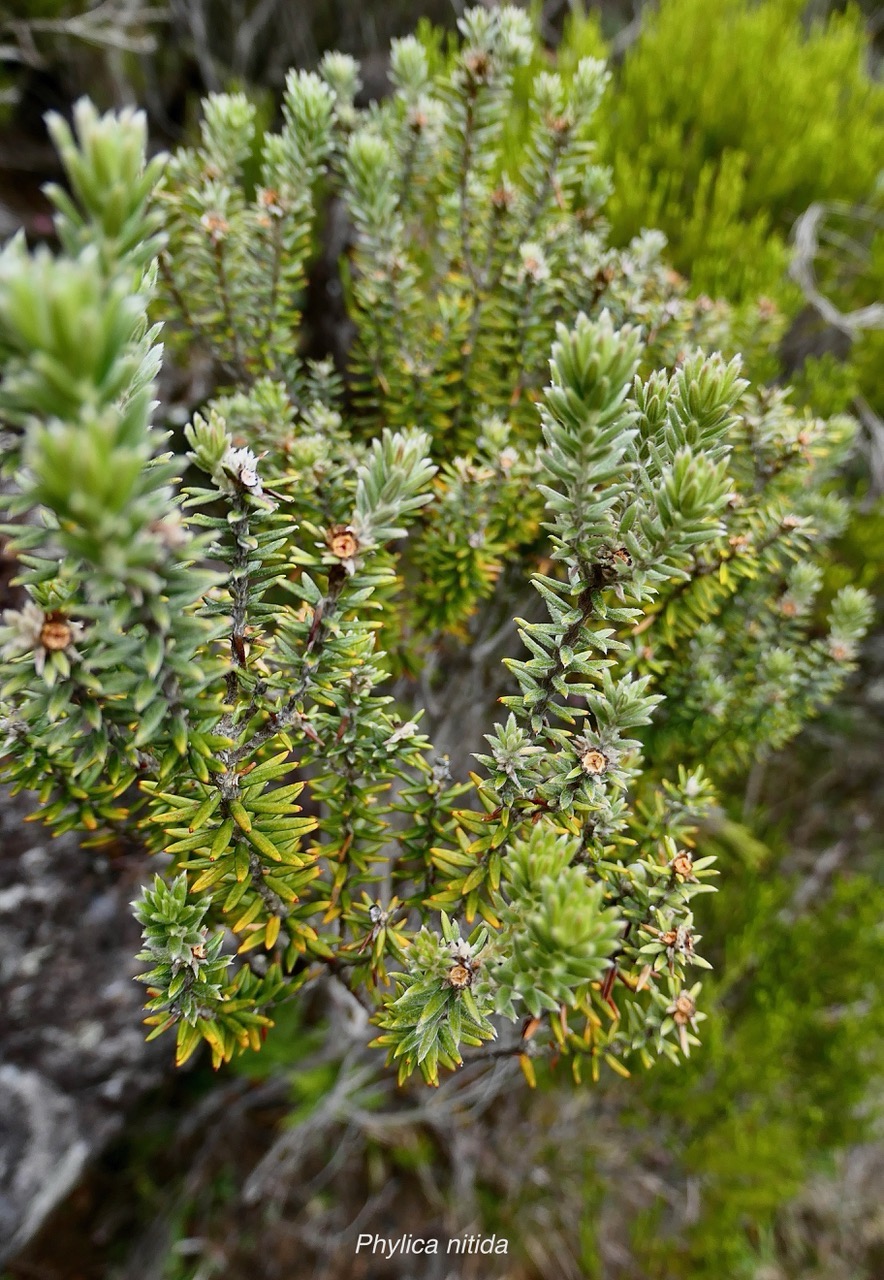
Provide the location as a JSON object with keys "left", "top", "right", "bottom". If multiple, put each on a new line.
{"left": 672, "top": 992, "right": 696, "bottom": 1025}
{"left": 200, "top": 212, "right": 229, "bottom": 244}
{"left": 519, "top": 243, "right": 550, "bottom": 283}
{"left": 1, "top": 602, "right": 84, "bottom": 677}
{"left": 326, "top": 525, "right": 360, "bottom": 560}
{"left": 258, "top": 187, "right": 285, "bottom": 218}
{"left": 581, "top": 749, "right": 608, "bottom": 777}
{"left": 780, "top": 598, "right": 799, "bottom": 618}
{"left": 447, "top": 963, "right": 473, "bottom": 990}
{"left": 491, "top": 185, "right": 514, "bottom": 212}
{"left": 829, "top": 641, "right": 851, "bottom": 662}
{"left": 547, "top": 113, "right": 571, "bottom": 135}
{"left": 728, "top": 534, "right": 749, "bottom": 552}
{"left": 40, "top": 616, "right": 74, "bottom": 652}
{"left": 652, "top": 923, "right": 696, "bottom": 966}
{"left": 464, "top": 50, "right": 491, "bottom": 81}
{"left": 781, "top": 514, "right": 802, "bottom": 530}
{"left": 671, "top": 851, "right": 695, "bottom": 880}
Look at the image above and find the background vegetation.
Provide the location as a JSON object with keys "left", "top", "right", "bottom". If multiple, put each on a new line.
{"left": 1, "top": 3, "right": 883, "bottom": 1279}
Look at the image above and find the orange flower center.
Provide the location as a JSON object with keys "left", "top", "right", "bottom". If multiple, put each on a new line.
{"left": 40, "top": 619, "right": 73, "bottom": 651}
{"left": 327, "top": 527, "right": 359, "bottom": 559}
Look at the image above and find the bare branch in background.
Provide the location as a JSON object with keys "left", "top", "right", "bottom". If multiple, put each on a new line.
{"left": 790, "top": 200, "right": 884, "bottom": 336}
{"left": 1, "top": 2, "right": 167, "bottom": 67}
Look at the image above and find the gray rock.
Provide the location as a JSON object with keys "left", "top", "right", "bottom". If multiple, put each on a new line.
{"left": 0, "top": 787, "right": 169, "bottom": 1265}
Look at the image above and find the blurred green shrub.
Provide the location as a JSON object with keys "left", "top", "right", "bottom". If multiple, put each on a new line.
{"left": 598, "top": 0, "right": 883, "bottom": 303}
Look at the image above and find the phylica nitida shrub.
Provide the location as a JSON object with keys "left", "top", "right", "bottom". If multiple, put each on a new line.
{"left": 0, "top": 8, "right": 872, "bottom": 1086}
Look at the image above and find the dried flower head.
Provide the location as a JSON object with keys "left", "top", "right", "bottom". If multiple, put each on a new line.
{"left": 671, "top": 992, "right": 696, "bottom": 1025}
{"left": 200, "top": 212, "right": 229, "bottom": 244}
{"left": 671, "top": 851, "right": 695, "bottom": 880}
{"left": 447, "top": 963, "right": 473, "bottom": 990}
{"left": 326, "top": 524, "right": 360, "bottom": 565}
{"left": 1, "top": 601, "right": 84, "bottom": 676}
{"left": 257, "top": 187, "right": 285, "bottom": 218}
{"left": 445, "top": 935, "right": 481, "bottom": 990}
{"left": 408, "top": 107, "right": 428, "bottom": 133}
{"left": 581, "top": 749, "right": 608, "bottom": 777}
{"left": 518, "top": 242, "right": 551, "bottom": 284}
{"left": 40, "top": 617, "right": 74, "bottom": 651}
{"left": 464, "top": 50, "right": 491, "bottom": 82}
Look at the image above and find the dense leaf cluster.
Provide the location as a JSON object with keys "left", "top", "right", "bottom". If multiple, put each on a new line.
{"left": 0, "top": 10, "right": 871, "bottom": 1084}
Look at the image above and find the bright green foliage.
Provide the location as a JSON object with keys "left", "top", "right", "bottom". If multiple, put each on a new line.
{"left": 596, "top": 0, "right": 884, "bottom": 302}
{"left": 373, "top": 915, "right": 497, "bottom": 1085}
{"left": 334, "top": 8, "right": 768, "bottom": 457}
{"left": 619, "top": 854, "right": 884, "bottom": 1279}
{"left": 565, "top": 0, "right": 884, "bottom": 448}
{"left": 642, "top": 391, "right": 874, "bottom": 776}
{"left": 0, "top": 100, "right": 225, "bottom": 840}
{"left": 134, "top": 872, "right": 287, "bottom": 1066}
{"left": 490, "top": 826, "right": 623, "bottom": 1020}
{"left": 0, "top": 11, "right": 872, "bottom": 1086}
{"left": 155, "top": 78, "right": 331, "bottom": 389}
{"left": 409, "top": 418, "right": 543, "bottom": 635}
